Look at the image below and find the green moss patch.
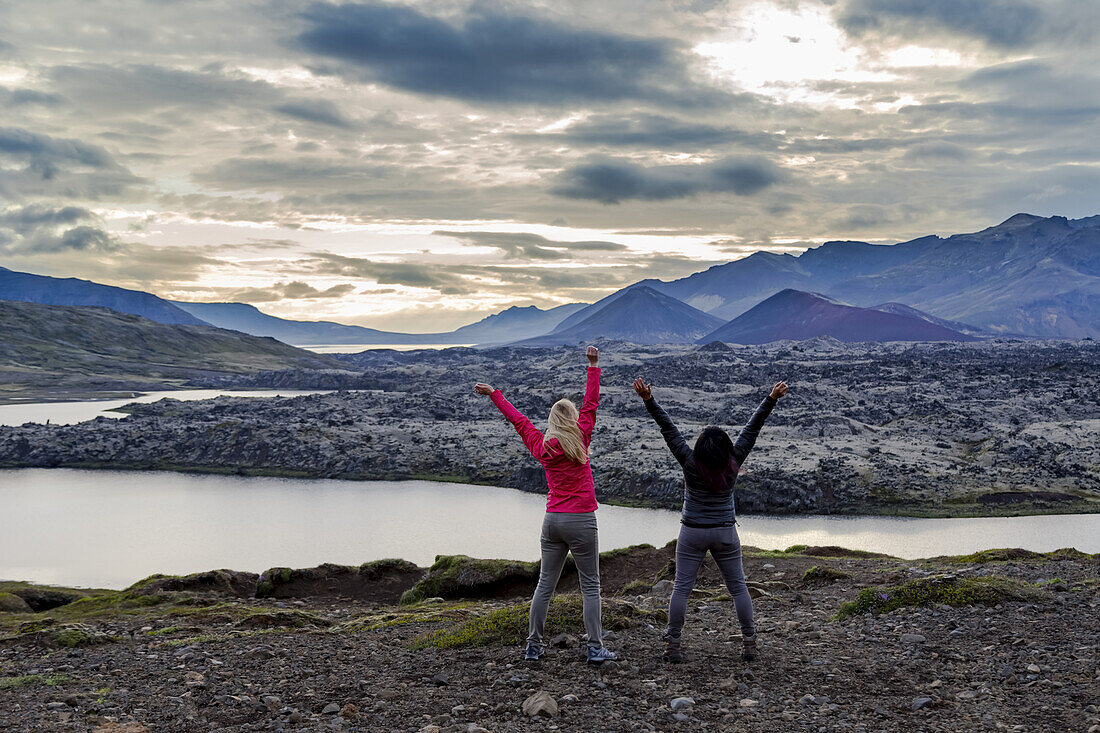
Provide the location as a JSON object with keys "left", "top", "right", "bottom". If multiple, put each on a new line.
{"left": 0, "top": 674, "right": 70, "bottom": 689}
{"left": 835, "top": 575, "right": 1048, "bottom": 620}
{"left": 802, "top": 565, "right": 850, "bottom": 585}
{"left": 947, "top": 548, "right": 1047, "bottom": 563}
{"left": 410, "top": 593, "right": 664, "bottom": 649}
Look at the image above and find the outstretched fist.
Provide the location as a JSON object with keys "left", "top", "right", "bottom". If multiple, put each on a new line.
{"left": 770, "top": 381, "right": 789, "bottom": 400}
{"left": 474, "top": 383, "right": 494, "bottom": 396}
{"left": 632, "top": 378, "right": 652, "bottom": 400}
{"left": 586, "top": 345, "right": 599, "bottom": 365}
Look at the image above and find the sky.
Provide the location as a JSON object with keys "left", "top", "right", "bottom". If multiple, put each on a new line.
{"left": 1, "top": 0, "right": 1098, "bottom": 332}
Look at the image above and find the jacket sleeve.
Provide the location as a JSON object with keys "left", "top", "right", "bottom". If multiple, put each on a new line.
{"left": 490, "top": 390, "right": 545, "bottom": 459}
{"left": 644, "top": 397, "right": 692, "bottom": 467}
{"left": 577, "top": 366, "right": 600, "bottom": 445}
{"left": 732, "top": 395, "right": 777, "bottom": 465}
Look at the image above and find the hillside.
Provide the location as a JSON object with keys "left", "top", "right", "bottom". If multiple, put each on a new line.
{"left": 515, "top": 286, "right": 723, "bottom": 345}
{"left": 0, "top": 266, "right": 209, "bottom": 326}
{"left": 701, "top": 290, "right": 976, "bottom": 344}
{"left": 0, "top": 300, "right": 346, "bottom": 401}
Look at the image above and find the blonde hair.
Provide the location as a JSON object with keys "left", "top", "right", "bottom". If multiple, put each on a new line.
{"left": 545, "top": 398, "right": 588, "bottom": 464}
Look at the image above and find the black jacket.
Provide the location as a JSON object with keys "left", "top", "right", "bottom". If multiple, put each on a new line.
{"left": 644, "top": 394, "right": 776, "bottom": 525}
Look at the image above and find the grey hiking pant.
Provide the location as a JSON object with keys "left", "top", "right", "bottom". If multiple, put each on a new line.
{"left": 528, "top": 511, "right": 604, "bottom": 649}
{"left": 667, "top": 524, "right": 755, "bottom": 639}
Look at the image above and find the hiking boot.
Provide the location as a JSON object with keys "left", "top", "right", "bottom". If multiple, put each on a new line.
{"left": 586, "top": 646, "right": 617, "bottom": 664}
{"left": 662, "top": 631, "right": 684, "bottom": 664}
{"left": 741, "top": 633, "right": 758, "bottom": 662}
{"left": 524, "top": 642, "right": 543, "bottom": 661}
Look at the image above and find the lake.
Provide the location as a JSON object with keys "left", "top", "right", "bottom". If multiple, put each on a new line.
{"left": 0, "top": 389, "right": 331, "bottom": 427}
{"left": 2, "top": 468, "right": 1096, "bottom": 590}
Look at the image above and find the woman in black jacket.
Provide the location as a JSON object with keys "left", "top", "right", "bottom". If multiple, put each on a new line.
{"left": 633, "top": 377, "right": 788, "bottom": 664}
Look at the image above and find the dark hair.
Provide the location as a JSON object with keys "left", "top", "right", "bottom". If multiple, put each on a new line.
{"left": 693, "top": 426, "right": 737, "bottom": 491}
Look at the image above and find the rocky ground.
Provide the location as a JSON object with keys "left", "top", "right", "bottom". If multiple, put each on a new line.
{"left": 0, "top": 545, "right": 1096, "bottom": 732}
{"left": 1, "top": 339, "right": 1098, "bottom": 516}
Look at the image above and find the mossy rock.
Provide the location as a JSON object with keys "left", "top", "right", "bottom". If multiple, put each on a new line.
{"left": 1047, "top": 547, "right": 1094, "bottom": 561}
{"left": 410, "top": 593, "right": 666, "bottom": 649}
{"left": 619, "top": 580, "right": 652, "bottom": 596}
{"left": 127, "top": 569, "right": 258, "bottom": 598}
{"left": 257, "top": 560, "right": 423, "bottom": 603}
{"left": 0, "top": 593, "right": 32, "bottom": 613}
{"left": 801, "top": 565, "right": 850, "bottom": 586}
{"left": 834, "top": 575, "right": 1048, "bottom": 620}
{"left": 947, "top": 548, "right": 1046, "bottom": 564}
{"left": 399, "top": 555, "right": 539, "bottom": 606}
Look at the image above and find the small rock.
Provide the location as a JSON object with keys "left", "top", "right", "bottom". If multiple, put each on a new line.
{"left": 670, "top": 697, "right": 694, "bottom": 711}
{"left": 672, "top": 712, "right": 690, "bottom": 722}
{"left": 321, "top": 702, "right": 340, "bottom": 715}
{"left": 912, "top": 697, "right": 934, "bottom": 711}
{"left": 521, "top": 691, "right": 559, "bottom": 718}
{"left": 549, "top": 633, "right": 577, "bottom": 649}
{"left": 1027, "top": 664, "right": 1041, "bottom": 674}
{"left": 432, "top": 673, "right": 449, "bottom": 687}
{"left": 339, "top": 703, "right": 359, "bottom": 720}
{"left": 900, "top": 633, "right": 926, "bottom": 644}
{"left": 650, "top": 580, "right": 674, "bottom": 598}
{"left": 740, "top": 698, "right": 759, "bottom": 708}
{"left": 287, "top": 710, "right": 304, "bottom": 724}
{"left": 956, "top": 690, "right": 977, "bottom": 700}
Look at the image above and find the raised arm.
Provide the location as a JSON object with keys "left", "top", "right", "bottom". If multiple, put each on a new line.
{"left": 633, "top": 378, "right": 691, "bottom": 466}
{"left": 475, "top": 383, "right": 545, "bottom": 458}
{"left": 731, "top": 381, "right": 787, "bottom": 465}
{"left": 577, "top": 346, "right": 600, "bottom": 443}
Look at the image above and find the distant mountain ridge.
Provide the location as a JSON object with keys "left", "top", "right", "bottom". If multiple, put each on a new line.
{"left": 517, "top": 286, "right": 723, "bottom": 345}
{"left": 172, "top": 301, "right": 586, "bottom": 345}
{"left": 700, "top": 289, "right": 977, "bottom": 344}
{"left": 0, "top": 266, "right": 209, "bottom": 326}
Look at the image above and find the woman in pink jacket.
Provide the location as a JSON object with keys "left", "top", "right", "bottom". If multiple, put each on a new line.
{"left": 474, "top": 345, "right": 617, "bottom": 664}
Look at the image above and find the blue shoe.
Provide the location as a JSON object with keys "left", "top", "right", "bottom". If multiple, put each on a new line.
{"left": 524, "top": 642, "right": 543, "bottom": 661}
{"left": 587, "top": 646, "right": 617, "bottom": 664}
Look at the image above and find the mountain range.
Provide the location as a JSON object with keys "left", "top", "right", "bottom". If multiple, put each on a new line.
{"left": 2, "top": 213, "right": 1097, "bottom": 345}
{"left": 640, "top": 213, "right": 1100, "bottom": 338}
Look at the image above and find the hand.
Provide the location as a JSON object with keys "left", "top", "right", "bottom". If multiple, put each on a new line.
{"left": 474, "top": 383, "right": 494, "bottom": 396}
{"left": 770, "top": 381, "right": 789, "bottom": 400}
{"left": 586, "top": 345, "right": 599, "bottom": 366}
{"left": 632, "top": 378, "right": 652, "bottom": 400}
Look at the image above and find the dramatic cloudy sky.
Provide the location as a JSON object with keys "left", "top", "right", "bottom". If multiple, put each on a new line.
{"left": 1, "top": 0, "right": 1098, "bottom": 331}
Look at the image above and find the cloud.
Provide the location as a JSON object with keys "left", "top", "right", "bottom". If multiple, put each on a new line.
{"left": 0, "top": 204, "right": 117, "bottom": 254}
{"left": 0, "top": 126, "right": 119, "bottom": 177}
{"left": 551, "top": 156, "right": 784, "bottom": 204}
{"left": 223, "top": 281, "right": 357, "bottom": 303}
{"left": 836, "top": 0, "right": 1099, "bottom": 49}
{"left": 294, "top": 2, "right": 722, "bottom": 106}
{"left": 273, "top": 100, "right": 353, "bottom": 128}
{"left": 0, "top": 127, "right": 142, "bottom": 200}
{"left": 0, "top": 86, "right": 64, "bottom": 107}
{"left": 432, "top": 231, "right": 627, "bottom": 260}
{"left": 524, "top": 113, "right": 780, "bottom": 150}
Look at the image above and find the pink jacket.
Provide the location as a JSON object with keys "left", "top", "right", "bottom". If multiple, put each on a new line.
{"left": 490, "top": 367, "right": 600, "bottom": 513}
